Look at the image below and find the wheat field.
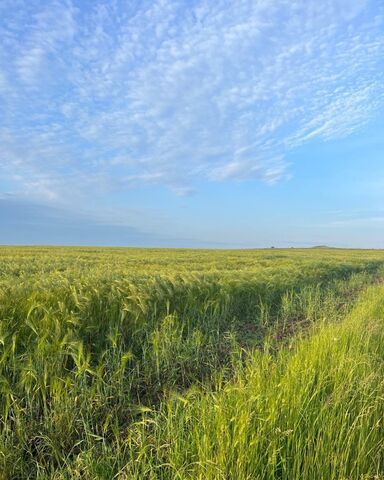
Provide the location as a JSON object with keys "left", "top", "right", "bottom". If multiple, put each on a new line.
{"left": 0, "top": 247, "right": 383, "bottom": 479}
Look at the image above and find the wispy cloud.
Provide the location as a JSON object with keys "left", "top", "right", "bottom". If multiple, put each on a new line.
{"left": 327, "top": 209, "right": 384, "bottom": 227}
{"left": 0, "top": 0, "right": 383, "bottom": 203}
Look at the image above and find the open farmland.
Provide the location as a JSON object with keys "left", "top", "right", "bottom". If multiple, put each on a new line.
{"left": 0, "top": 247, "right": 384, "bottom": 479}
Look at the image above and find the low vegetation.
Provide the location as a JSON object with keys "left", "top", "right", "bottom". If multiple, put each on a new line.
{"left": 0, "top": 247, "right": 383, "bottom": 478}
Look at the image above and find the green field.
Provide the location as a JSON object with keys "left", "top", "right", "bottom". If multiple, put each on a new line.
{"left": 0, "top": 247, "right": 383, "bottom": 479}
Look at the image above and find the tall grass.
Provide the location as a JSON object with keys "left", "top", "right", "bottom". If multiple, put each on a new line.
{"left": 0, "top": 247, "right": 383, "bottom": 478}
{"left": 106, "top": 286, "right": 384, "bottom": 480}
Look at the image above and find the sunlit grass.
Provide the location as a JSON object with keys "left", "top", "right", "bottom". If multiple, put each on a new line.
{"left": 119, "top": 286, "right": 384, "bottom": 479}
{"left": 0, "top": 247, "right": 383, "bottom": 478}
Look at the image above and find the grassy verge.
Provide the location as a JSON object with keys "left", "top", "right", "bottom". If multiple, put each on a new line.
{"left": 113, "top": 285, "right": 384, "bottom": 480}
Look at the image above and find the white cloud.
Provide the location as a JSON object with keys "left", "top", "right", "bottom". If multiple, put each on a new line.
{"left": 0, "top": 0, "right": 383, "bottom": 203}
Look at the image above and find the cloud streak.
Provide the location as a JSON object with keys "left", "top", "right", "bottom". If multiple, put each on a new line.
{"left": 0, "top": 0, "right": 383, "bottom": 203}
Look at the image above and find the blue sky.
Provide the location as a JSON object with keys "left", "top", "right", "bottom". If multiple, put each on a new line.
{"left": 1, "top": 0, "right": 384, "bottom": 247}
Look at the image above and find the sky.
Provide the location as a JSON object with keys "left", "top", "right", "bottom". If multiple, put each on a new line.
{"left": 1, "top": 0, "right": 384, "bottom": 248}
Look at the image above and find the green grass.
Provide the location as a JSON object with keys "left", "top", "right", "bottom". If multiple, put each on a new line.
{"left": 119, "top": 285, "right": 384, "bottom": 480}
{"left": 0, "top": 247, "right": 383, "bottom": 478}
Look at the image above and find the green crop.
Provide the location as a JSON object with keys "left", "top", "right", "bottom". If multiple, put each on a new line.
{"left": 0, "top": 247, "right": 383, "bottom": 479}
